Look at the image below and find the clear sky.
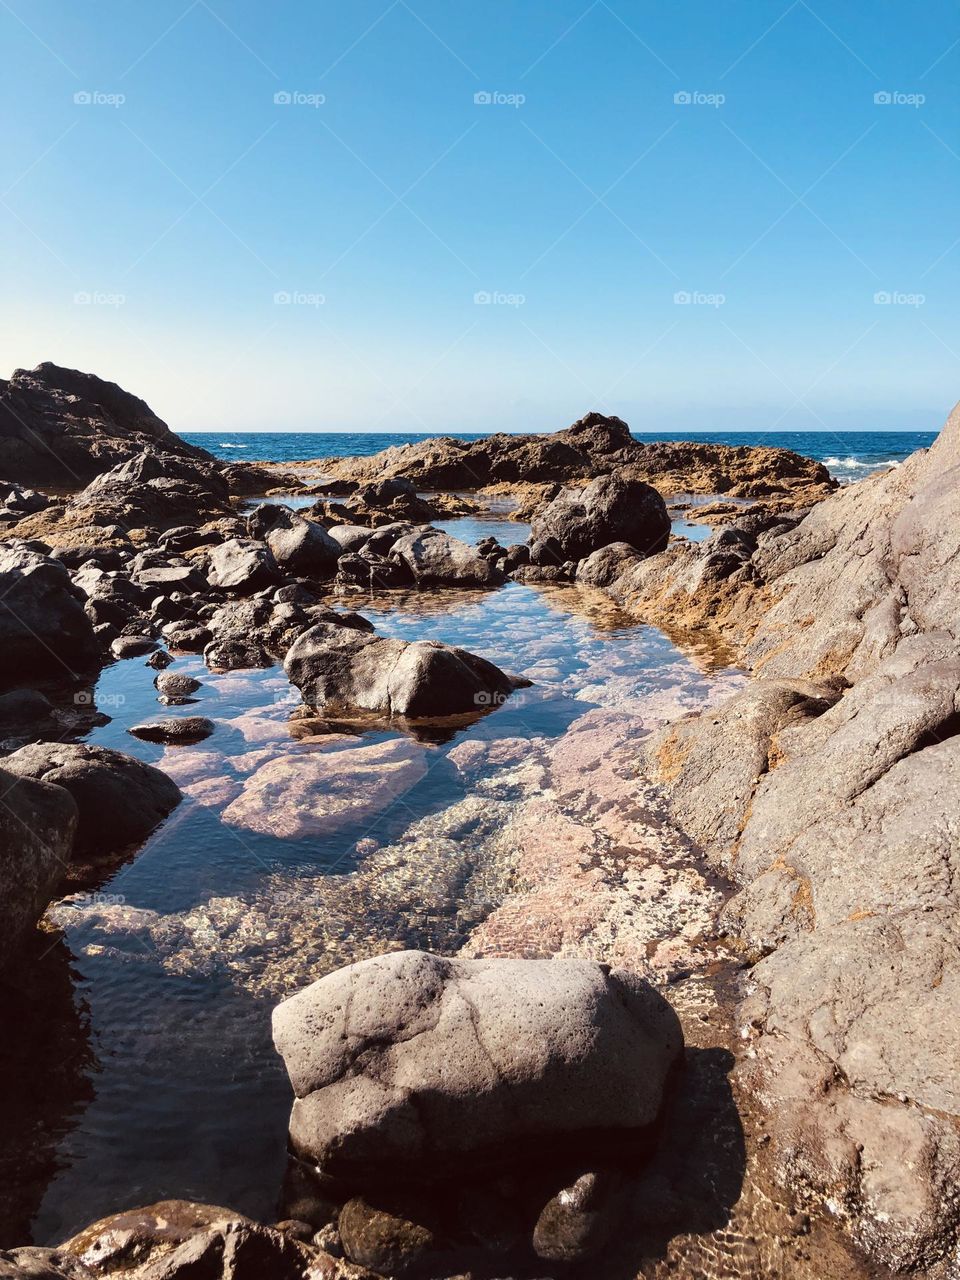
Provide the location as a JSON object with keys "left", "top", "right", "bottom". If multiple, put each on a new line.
{"left": 1, "top": 0, "right": 958, "bottom": 433}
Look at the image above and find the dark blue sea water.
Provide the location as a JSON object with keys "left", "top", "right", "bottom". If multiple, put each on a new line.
{"left": 180, "top": 429, "right": 936, "bottom": 486}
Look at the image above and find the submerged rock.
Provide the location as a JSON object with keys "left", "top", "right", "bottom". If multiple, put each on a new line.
{"left": 272, "top": 950, "right": 682, "bottom": 1185}
{"left": 221, "top": 738, "right": 428, "bottom": 839}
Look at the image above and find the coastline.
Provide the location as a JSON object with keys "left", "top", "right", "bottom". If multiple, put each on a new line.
{"left": 0, "top": 364, "right": 956, "bottom": 1280}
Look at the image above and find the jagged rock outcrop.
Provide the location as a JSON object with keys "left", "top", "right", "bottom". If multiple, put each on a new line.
{"left": 0, "top": 363, "right": 215, "bottom": 489}
{"left": 530, "top": 473, "right": 670, "bottom": 561}
{"left": 315, "top": 411, "right": 836, "bottom": 508}
{"left": 629, "top": 400, "right": 960, "bottom": 1270}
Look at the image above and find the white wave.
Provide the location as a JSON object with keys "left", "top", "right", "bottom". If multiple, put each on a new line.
{"left": 824, "top": 456, "right": 900, "bottom": 471}
{"left": 218, "top": 442, "right": 248, "bottom": 449}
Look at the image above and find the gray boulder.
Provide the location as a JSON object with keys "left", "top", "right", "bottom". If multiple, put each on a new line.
{"left": 0, "top": 546, "right": 100, "bottom": 687}
{"left": 390, "top": 528, "right": 505, "bottom": 587}
{"left": 3, "top": 743, "right": 180, "bottom": 859}
{"left": 272, "top": 950, "right": 682, "bottom": 1183}
{"left": 0, "top": 766, "right": 77, "bottom": 970}
{"left": 530, "top": 473, "right": 670, "bottom": 562}
{"left": 265, "top": 517, "right": 341, "bottom": 575}
{"left": 283, "top": 621, "right": 519, "bottom": 719}
{"left": 206, "top": 539, "right": 280, "bottom": 594}
{"left": 326, "top": 524, "right": 374, "bottom": 553}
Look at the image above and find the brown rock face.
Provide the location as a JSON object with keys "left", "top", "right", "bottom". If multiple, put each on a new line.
{"left": 316, "top": 410, "right": 836, "bottom": 507}
{"left": 629, "top": 399, "right": 960, "bottom": 1271}
{"left": 0, "top": 363, "right": 215, "bottom": 490}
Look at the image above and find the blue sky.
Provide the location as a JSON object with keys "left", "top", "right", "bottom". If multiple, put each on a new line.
{"left": 1, "top": 0, "right": 958, "bottom": 432}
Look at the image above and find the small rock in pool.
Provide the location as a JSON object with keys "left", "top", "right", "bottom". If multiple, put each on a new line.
{"left": 129, "top": 717, "right": 215, "bottom": 744}
{"left": 111, "top": 634, "right": 158, "bottom": 658}
{"left": 155, "top": 671, "right": 203, "bottom": 699}
{"left": 145, "top": 649, "right": 174, "bottom": 670}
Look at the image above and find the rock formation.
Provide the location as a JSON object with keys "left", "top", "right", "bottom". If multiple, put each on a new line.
{"left": 314, "top": 410, "right": 836, "bottom": 509}
{"left": 272, "top": 950, "right": 683, "bottom": 1184}
{"left": 0, "top": 363, "right": 215, "bottom": 489}
{"left": 568, "top": 400, "right": 960, "bottom": 1271}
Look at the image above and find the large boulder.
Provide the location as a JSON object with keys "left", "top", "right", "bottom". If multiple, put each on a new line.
{"left": 207, "top": 539, "right": 280, "bottom": 594}
{"left": 0, "top": 766, "right": 77, "bottom": 970}
{"left": 530, "top": 473, "right": 670, "bottom": 563}
{"left": 0, "top": 545, "right": 99, "bottom": 687}
{"left": 283, "top": 622, "right": 520, "bottom": 720}
{"left": 265, "top": 516, "right": 341, "bottom": 575}
{"left": 0, "top": 362, "right": 216, "bottom": 490}
{"left": 3, "top": 743, "right": 181, "bottom": 859}
{"left": 390, "top": 528, "right": 505, "bottom": 588}
{"left": 272, "top": 950, "right": 683, "bottom": 1183}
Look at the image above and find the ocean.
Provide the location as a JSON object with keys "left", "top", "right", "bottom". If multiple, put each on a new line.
{"left": 179, "top": 429, "right": 936, "bottom": 487}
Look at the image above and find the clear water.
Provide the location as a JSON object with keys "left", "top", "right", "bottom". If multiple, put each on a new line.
{"left": 9, "top": 510, "right": 743, "bottom": 1246}
{"left": 182, "top": 428, "right": 937, "bottom": 486}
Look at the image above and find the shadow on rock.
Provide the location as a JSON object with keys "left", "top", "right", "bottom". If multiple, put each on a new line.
{"left": 0, "top": 937, "right": 95, "bottom": 1247}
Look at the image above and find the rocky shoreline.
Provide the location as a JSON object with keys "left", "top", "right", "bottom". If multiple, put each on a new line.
{"left": 0, "top": 362, "right": 956, "bottom": 1279}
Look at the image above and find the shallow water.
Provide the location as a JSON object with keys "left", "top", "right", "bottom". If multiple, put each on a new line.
{"left": 11, "top": 511, "right": 745, "bottom": 1247}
